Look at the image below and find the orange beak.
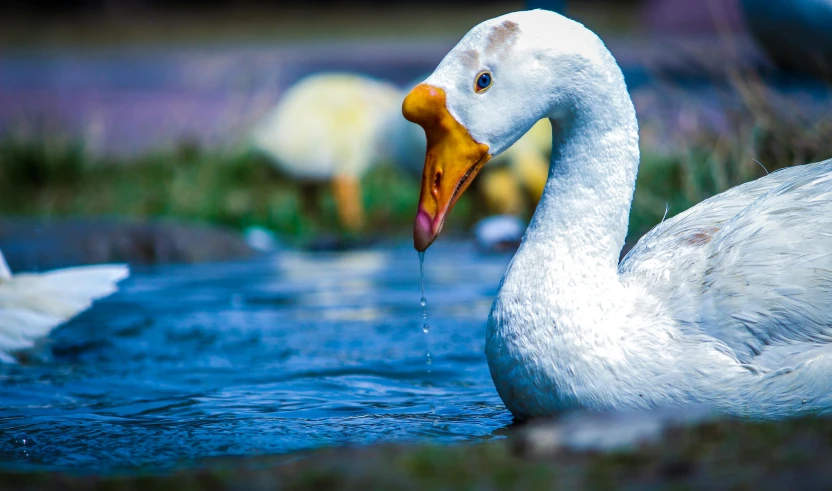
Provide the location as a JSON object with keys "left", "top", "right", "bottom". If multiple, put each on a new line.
{"left": 402, "top": 84, "right": 491, "bottom": 251}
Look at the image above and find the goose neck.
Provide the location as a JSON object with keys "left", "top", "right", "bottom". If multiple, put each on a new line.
{"left": 518, "top": 72, "right": 640, "bottom": 277}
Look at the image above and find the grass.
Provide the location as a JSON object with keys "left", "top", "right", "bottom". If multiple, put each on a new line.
{"left": 1, "top": 74, "right": 831, "bottom": 248}
{"left": 0, "top": 137, "right": 441, "bottom": 245}
{"left": 628, "top": 74, "right": 832, "bottom": 243}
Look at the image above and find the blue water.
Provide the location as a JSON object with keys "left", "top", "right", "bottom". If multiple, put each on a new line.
{"left": 0, "top": 242, "right": 514, "bottom": 472}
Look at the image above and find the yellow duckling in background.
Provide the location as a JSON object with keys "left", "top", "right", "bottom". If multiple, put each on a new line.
{"left": 0, "top": 249, "right": 128, "bottom": 362}
{"left": 252, "top": 73, "right": 401, "bottom": 232}
{"left": 478, "top": 118, "right": 551, "bottom": 216}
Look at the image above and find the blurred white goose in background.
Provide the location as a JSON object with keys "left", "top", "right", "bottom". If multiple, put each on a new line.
{"left": 471, "top": 121, "right": 549, "bottom": 252}
{"left": 404, "top": 9, "right": 832, "bottom": 420}
{"left": 252, "top": 73, "right": 401, "bottom": 232}
{"left": 0, "top": 249, "right": 128, "bottom": 362}
{"left": 473, "top": 214, "right": 526, "bottom": 252}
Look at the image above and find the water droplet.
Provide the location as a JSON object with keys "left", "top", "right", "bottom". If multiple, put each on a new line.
{"left": 418, "top": 251, "right": 429, "bottom": 331}
{"left": 12, "top": 433, "right": 34, "bottom": 447}
{"left": 418, "top": 251, "right": 426, "bottom": 293}
{"left": 419, "top": 252, "right": 432, "bottom": 373}
{"left": 418, "top": 253, "right": 427, "bottom": 318}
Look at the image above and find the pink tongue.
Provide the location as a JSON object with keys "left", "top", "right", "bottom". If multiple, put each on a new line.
{"left": 413, "top": 210, "right": 435, "bottom": 251}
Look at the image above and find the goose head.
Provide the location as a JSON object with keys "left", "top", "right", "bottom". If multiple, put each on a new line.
{"left": 403, "top": 9, "right": 612, "bottom": 250}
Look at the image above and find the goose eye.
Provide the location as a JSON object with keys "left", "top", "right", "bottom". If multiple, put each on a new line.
{"left": 475, "top": 71, "right": 492, "bottom": 93}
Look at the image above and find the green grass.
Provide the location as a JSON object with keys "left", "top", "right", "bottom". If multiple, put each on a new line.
{"left": 2, "top": 75, "right": 830, "bottom": 248}
{"left": 0, "top": 137, "right": 444, "bottom": 245}
{"left": 0, "top": 134, "right": 817, "bottom": 247}
{"left": 628, "top": 76, "right": 832, "bottom": 243}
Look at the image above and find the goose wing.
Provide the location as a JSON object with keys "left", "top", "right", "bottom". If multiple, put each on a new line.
{"left": 620, "top": 159, "right": 832, "bottom": 366}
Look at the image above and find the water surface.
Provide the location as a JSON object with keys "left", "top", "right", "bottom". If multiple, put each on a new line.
{"left": 0, "top": 242, "right": 514, "bottom": 472}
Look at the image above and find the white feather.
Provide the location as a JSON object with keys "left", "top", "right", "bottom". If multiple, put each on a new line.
{"left": 0, "top": 254, "right": 128, "bottom": 362}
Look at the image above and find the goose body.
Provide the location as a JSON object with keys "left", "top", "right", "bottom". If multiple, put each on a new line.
{"left": 403, "top": 10, "right": 832, "bottom": 419}
{"left": 0, "top": 250, "right": 128, "bottom": 362}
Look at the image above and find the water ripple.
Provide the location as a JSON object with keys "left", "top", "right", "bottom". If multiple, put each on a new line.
{"left": 0, "top": 242, "right": 514, "bottom": 472}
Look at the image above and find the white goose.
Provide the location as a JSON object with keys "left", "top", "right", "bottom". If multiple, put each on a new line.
{"left": 404, "top": 9, "right": 832, "bottom": 420}
{"left": 0, "top": 249, "right": 128, "bottom": 362}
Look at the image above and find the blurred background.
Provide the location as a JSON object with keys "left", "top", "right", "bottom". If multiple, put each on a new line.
{"left": 2, "top": 0, "right": 832, "bottom": 476}
{"left": 0, "top": 0, "right": 831, "bottom": 267}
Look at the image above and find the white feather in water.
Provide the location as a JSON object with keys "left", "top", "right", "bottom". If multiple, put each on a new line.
{"left": 0, "top": 252, "right": 128, "bottom": 362}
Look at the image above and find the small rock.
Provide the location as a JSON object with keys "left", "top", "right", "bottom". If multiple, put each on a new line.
{"left": 513, "top": 405, "right": 716, "bottom": 457}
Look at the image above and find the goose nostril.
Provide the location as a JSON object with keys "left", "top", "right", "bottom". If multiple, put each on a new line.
{"left": 434, "top": 171, "right": 442, "bottom": 190}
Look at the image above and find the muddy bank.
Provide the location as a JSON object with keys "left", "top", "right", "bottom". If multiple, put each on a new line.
{"left": 1, "top": 414, "right": 830, "bottom": 490}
